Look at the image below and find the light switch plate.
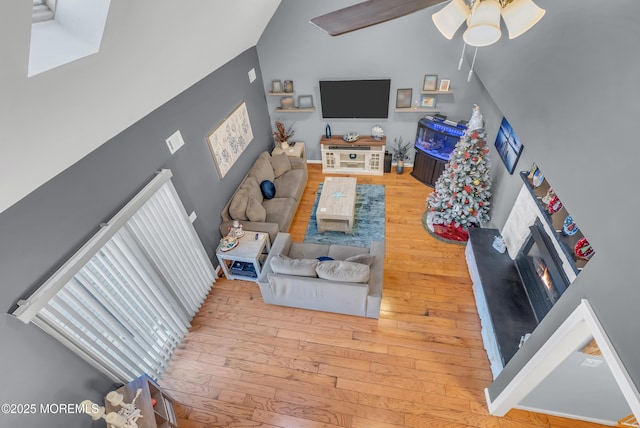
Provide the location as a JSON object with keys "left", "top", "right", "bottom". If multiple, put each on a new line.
{"left": 248, "top": 68, "right": 256, "bottom": 83}
{"left": 188, "top": 211, "right": 197, "bottom": 223}
{"left": 166, "top": 130, "right": 185, "bottom": 154}
{"left": 581, "top": 358, "right": 603, "bottom": 368}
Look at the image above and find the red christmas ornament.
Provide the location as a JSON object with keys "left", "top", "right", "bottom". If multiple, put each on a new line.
{"left": 453, "top": 163, "right": 458, "bottom": 169}
{"left": 479, "top": 201, "right": 483, "bottom": 206}
{"left": 464, "top": 152, "right": 470, "bottom": 159}
{"left": 464, "top": 185, "right": 472, "bottom": 193}
{"left": 464, "top": 199, "right": 469, "bottom": 204}
{"left": 471, "top": 132, "right": 478, "bottom": 139}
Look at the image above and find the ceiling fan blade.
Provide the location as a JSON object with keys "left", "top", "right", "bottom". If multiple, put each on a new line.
{"left": 310, "top": 0, "right": 448, "bottom": 36}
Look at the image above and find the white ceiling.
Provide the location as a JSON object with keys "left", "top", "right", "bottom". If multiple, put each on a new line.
{"left": 0, "top": 0, "right": 281, "bottom": 214}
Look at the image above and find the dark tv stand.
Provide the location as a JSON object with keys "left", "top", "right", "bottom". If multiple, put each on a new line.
{"left": 465, "top": 228, "right": 538, "bottom": 378}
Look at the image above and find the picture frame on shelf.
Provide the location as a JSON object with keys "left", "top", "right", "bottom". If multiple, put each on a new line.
{"left": 298, "top": 95, "right": 314, "bottom": 109}
{"left": 494, "top": 116, "right": 524, "bottom": 174}
{"left": 283, "top": 80, "right": 294, "bottom": 93}
{"left": 439, "top": 79, "right": 450, "bottom": 91}
{"left": 271, "top": 80, "right": 282, "bottom": 93}
{"left": 420, "top": 95, "right": 436, "bottom": 108}
{"left": 423, "top": 75, "right": 438, "bottom": 91}
{"left": 396, "top": 88, "right": 412, "bottom": 108}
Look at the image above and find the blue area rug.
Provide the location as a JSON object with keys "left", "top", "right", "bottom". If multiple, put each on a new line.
{"left": 304, "top": 183, "right": 385, "bottom": 247}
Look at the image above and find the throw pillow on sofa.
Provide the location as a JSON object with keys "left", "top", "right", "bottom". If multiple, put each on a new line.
{"left": 270, "top": 153, "right": 292, "bottom": 178}
{"left": 249, "top": 152, "right": 275, "bottom": 183}
{"left": 229, "top": 192, "right": 249, "bottom": 221}
{"left": 246, "top": 197, "right": 267, "bottom": 222}
{"left": 316, "top": 260, "right": 370, "bottom": 283}
{"left": 270, "top": 254, "right": 318, "bottom": 277}
{"left": 260, "top": 180, "right": 276, "bottom": 199}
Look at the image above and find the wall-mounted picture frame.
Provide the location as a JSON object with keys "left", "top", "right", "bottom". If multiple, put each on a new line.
{"left": 298, "top": 95, "right": 314, "bottom": 109}
{"left": 271, "top": 80, "right": 282, "bottom": 93}
{"left": 283, "top": 80, "right": 294, "bottom": 93}
{"left": 396, "top": 88, "right": 412, "bottom": 108}
{"left": 439, "top": 79, "right": 450, "bottom": 92}
{"left": 494, "top": 116, "right": 524, "bottom": 174}
{"left": 423, "top": 75, "right": 438, "bottom": 91}
{"left": 207, "top": 102, "right": 254, "bottom": 179}
{"left": 420, "top": 95, "right": 436, "bottom": 108}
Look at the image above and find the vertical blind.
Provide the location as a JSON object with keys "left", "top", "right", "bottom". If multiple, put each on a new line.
{"left": 12, "top": 170, "right": 215, "bottom": 383}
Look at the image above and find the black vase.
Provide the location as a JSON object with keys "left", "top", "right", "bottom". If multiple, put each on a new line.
{"left": 325, "top": 124, "right": 332, "bottom": 139}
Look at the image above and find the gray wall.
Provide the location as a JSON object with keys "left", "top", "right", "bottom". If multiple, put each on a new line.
{"left": 256, "top": 0, "right": 499, "bottom": 165}
{"left": 468, "top": 0, "right": 640, "bottom": 413}
{"left": 0, "top": 47, "right": 272, "bottom": 427}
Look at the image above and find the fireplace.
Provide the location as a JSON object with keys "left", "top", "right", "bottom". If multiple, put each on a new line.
{"left": 514, "top": 219, "right": 571, "bottom": 322}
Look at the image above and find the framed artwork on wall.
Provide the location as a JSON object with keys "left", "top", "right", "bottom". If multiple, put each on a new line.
{"left": 423, "top": 75, "right": 438, "bottom": 91}
{"left": 298, "top": 95, "right": 314, "bottom": 109}
{"left": 494, "top": 116, "right": 524, "bottom": 174}
{"left": 271, "top": 80, "right": 282, "bottom": 93}
{"left": 207, "top": 102, "right": 254, "bottom": 179}
{"left": 396, "top": 88, "right": 412, "bottom": 108}
{"left": 439, "top": 79, "right": 450, "bottom": 91}
{"left": 420, "top": 95, "right": 436, "bottom": 108}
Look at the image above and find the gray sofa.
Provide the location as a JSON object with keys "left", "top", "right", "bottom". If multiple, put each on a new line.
{"left": 257, "top": 233, "right": 385, "bottom": 318}
{"left": 220, "top": 151, "right": 307, "bottom": 242}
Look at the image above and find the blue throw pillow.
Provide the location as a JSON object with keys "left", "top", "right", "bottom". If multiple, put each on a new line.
{"left": 260, "top": 180, "right": 276, "bottom": 199}
{"left": 317, "top": 256, "right": 334, "bottom": 262}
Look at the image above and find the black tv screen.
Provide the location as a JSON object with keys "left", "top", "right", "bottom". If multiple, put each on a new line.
{"left": 319, "top": 79, "right": 390, "bottom": 119}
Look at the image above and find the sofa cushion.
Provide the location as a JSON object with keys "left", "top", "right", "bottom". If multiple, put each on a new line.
{"left": 260, "top": 180, "right": 276, "bottom": 199}
{"left": 249, "top": 152, "right": 275, "bottom": 183}
{"left": 263, "top": 198, "right": 296, "bottom": 231}
{"left": 241, "top": 176, "right": 263, "bottom": 203}
{"left": 288, "top": 242, "right": 331, "bottom": 259}
{"left": 270, "top": 153, "right": 292, "bottom": 178}
{"left": 328, "top": 245, "right": 370, "bottom": 261}
{"left": 246, "top": 197, "right": 267, "bottom": 222}
{"left": 316, "top": 260, "right": 370, "bottom": 283}
{"left": 270, "top": 254, "right": 318, "bottom": 277}
{"left": 274, "top": 169, "right": 306, "bottom": 199}
{"left": 228, "top": 192, "right": 249, "bottom": 221}
{"left": 345, "top": 253, "right": 376, "bottom": 266}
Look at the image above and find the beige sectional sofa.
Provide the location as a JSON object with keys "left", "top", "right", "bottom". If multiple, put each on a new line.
{"left": 257, "top": 233, "right": 385, "bottom": 318}
{"left": 220, "top": 151, "right": 308, "bottom": 242}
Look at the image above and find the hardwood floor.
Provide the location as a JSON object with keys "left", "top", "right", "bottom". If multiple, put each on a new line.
{"left": 160, "top": 164, "right": 607, "bottom": 428}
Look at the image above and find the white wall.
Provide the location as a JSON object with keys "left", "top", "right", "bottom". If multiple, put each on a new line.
{"left": 0, "top": 0, "right": 280, "bottom": 214}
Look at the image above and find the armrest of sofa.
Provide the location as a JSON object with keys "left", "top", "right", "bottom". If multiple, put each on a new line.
{"left": 219, "top": 221, "right": 280, "bottom": 244}
{"left": 366, "top": 240, "right": 385, "bottom": 318}
{"left": 257, "top": 233, "right": 293, "bottom": 302}
{"left": 289, "top": 157, "right": 307, "bottom": 172}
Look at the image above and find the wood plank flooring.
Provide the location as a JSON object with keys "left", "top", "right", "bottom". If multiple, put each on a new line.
{"left": 160, "top": 164, "right": 607, "bottom": 428}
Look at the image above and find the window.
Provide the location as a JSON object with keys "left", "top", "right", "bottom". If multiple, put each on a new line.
{"left": 32, "top": 0, "right": 55, "bottom": 23}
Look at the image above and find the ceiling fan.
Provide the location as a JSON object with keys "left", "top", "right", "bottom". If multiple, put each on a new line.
{"left": 310, "top": 0, "right": 447, "bottom": 37}
{"left": 310, "top": 0, "right": 545, "bottom": 47}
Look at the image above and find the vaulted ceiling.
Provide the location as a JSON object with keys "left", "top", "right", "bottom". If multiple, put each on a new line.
{"left": 0, "top": 1, "right": 281, "bottom": 214}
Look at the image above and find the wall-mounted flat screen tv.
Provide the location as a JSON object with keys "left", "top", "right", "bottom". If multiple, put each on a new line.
{"left": 319, "top": 79, "right": 391, "bottom": 119}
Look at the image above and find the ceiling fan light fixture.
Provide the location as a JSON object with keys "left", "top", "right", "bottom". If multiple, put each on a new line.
{"left": 501, "top": 0, "right": 545, "bottom": 39}
{"left": 463, "top": 0, "right": 502, "bottom": 47}
{"left": 432, "top": 0, "right": 471, "bottom": 40}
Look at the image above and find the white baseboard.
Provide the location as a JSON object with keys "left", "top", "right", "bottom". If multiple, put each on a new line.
{"left": 514, "top": 405, "right": 617, "bottom": 427}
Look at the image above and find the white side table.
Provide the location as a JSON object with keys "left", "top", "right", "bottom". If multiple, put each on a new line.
{"left": 272, "top": 142, "right": 305, "bottom": 159}
{"left": 216, "top": 232, "right": 271, "bottom": 281}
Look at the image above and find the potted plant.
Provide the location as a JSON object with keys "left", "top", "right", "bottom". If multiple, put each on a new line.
{"left": 391, "top": 137, "right": 411, "bottom": 174}
{"left": 273, "top": 121, "right": 294, "bottom": 149}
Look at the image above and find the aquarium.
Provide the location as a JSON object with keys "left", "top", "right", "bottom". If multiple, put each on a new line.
{"left": 414, "top": 116, "right": 467, "bottom": 161}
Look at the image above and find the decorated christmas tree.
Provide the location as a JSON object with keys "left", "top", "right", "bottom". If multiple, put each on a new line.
{"left": 426, "top": 105, "right": 492, "bottom": 242}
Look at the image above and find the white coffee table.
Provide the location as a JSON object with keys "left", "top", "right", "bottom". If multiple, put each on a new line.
{"left": 316, "top": 177, "right": 357, "bottom": 234}
{"left": 216, "top": 231, "right": 271, "bottom": 281}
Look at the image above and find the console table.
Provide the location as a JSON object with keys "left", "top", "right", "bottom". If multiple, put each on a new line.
{"left": 320, "top": 135, "right": 385, "bottom": 175}
{"left": 465, "top": 228, "right": 538, "bottom": 378}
